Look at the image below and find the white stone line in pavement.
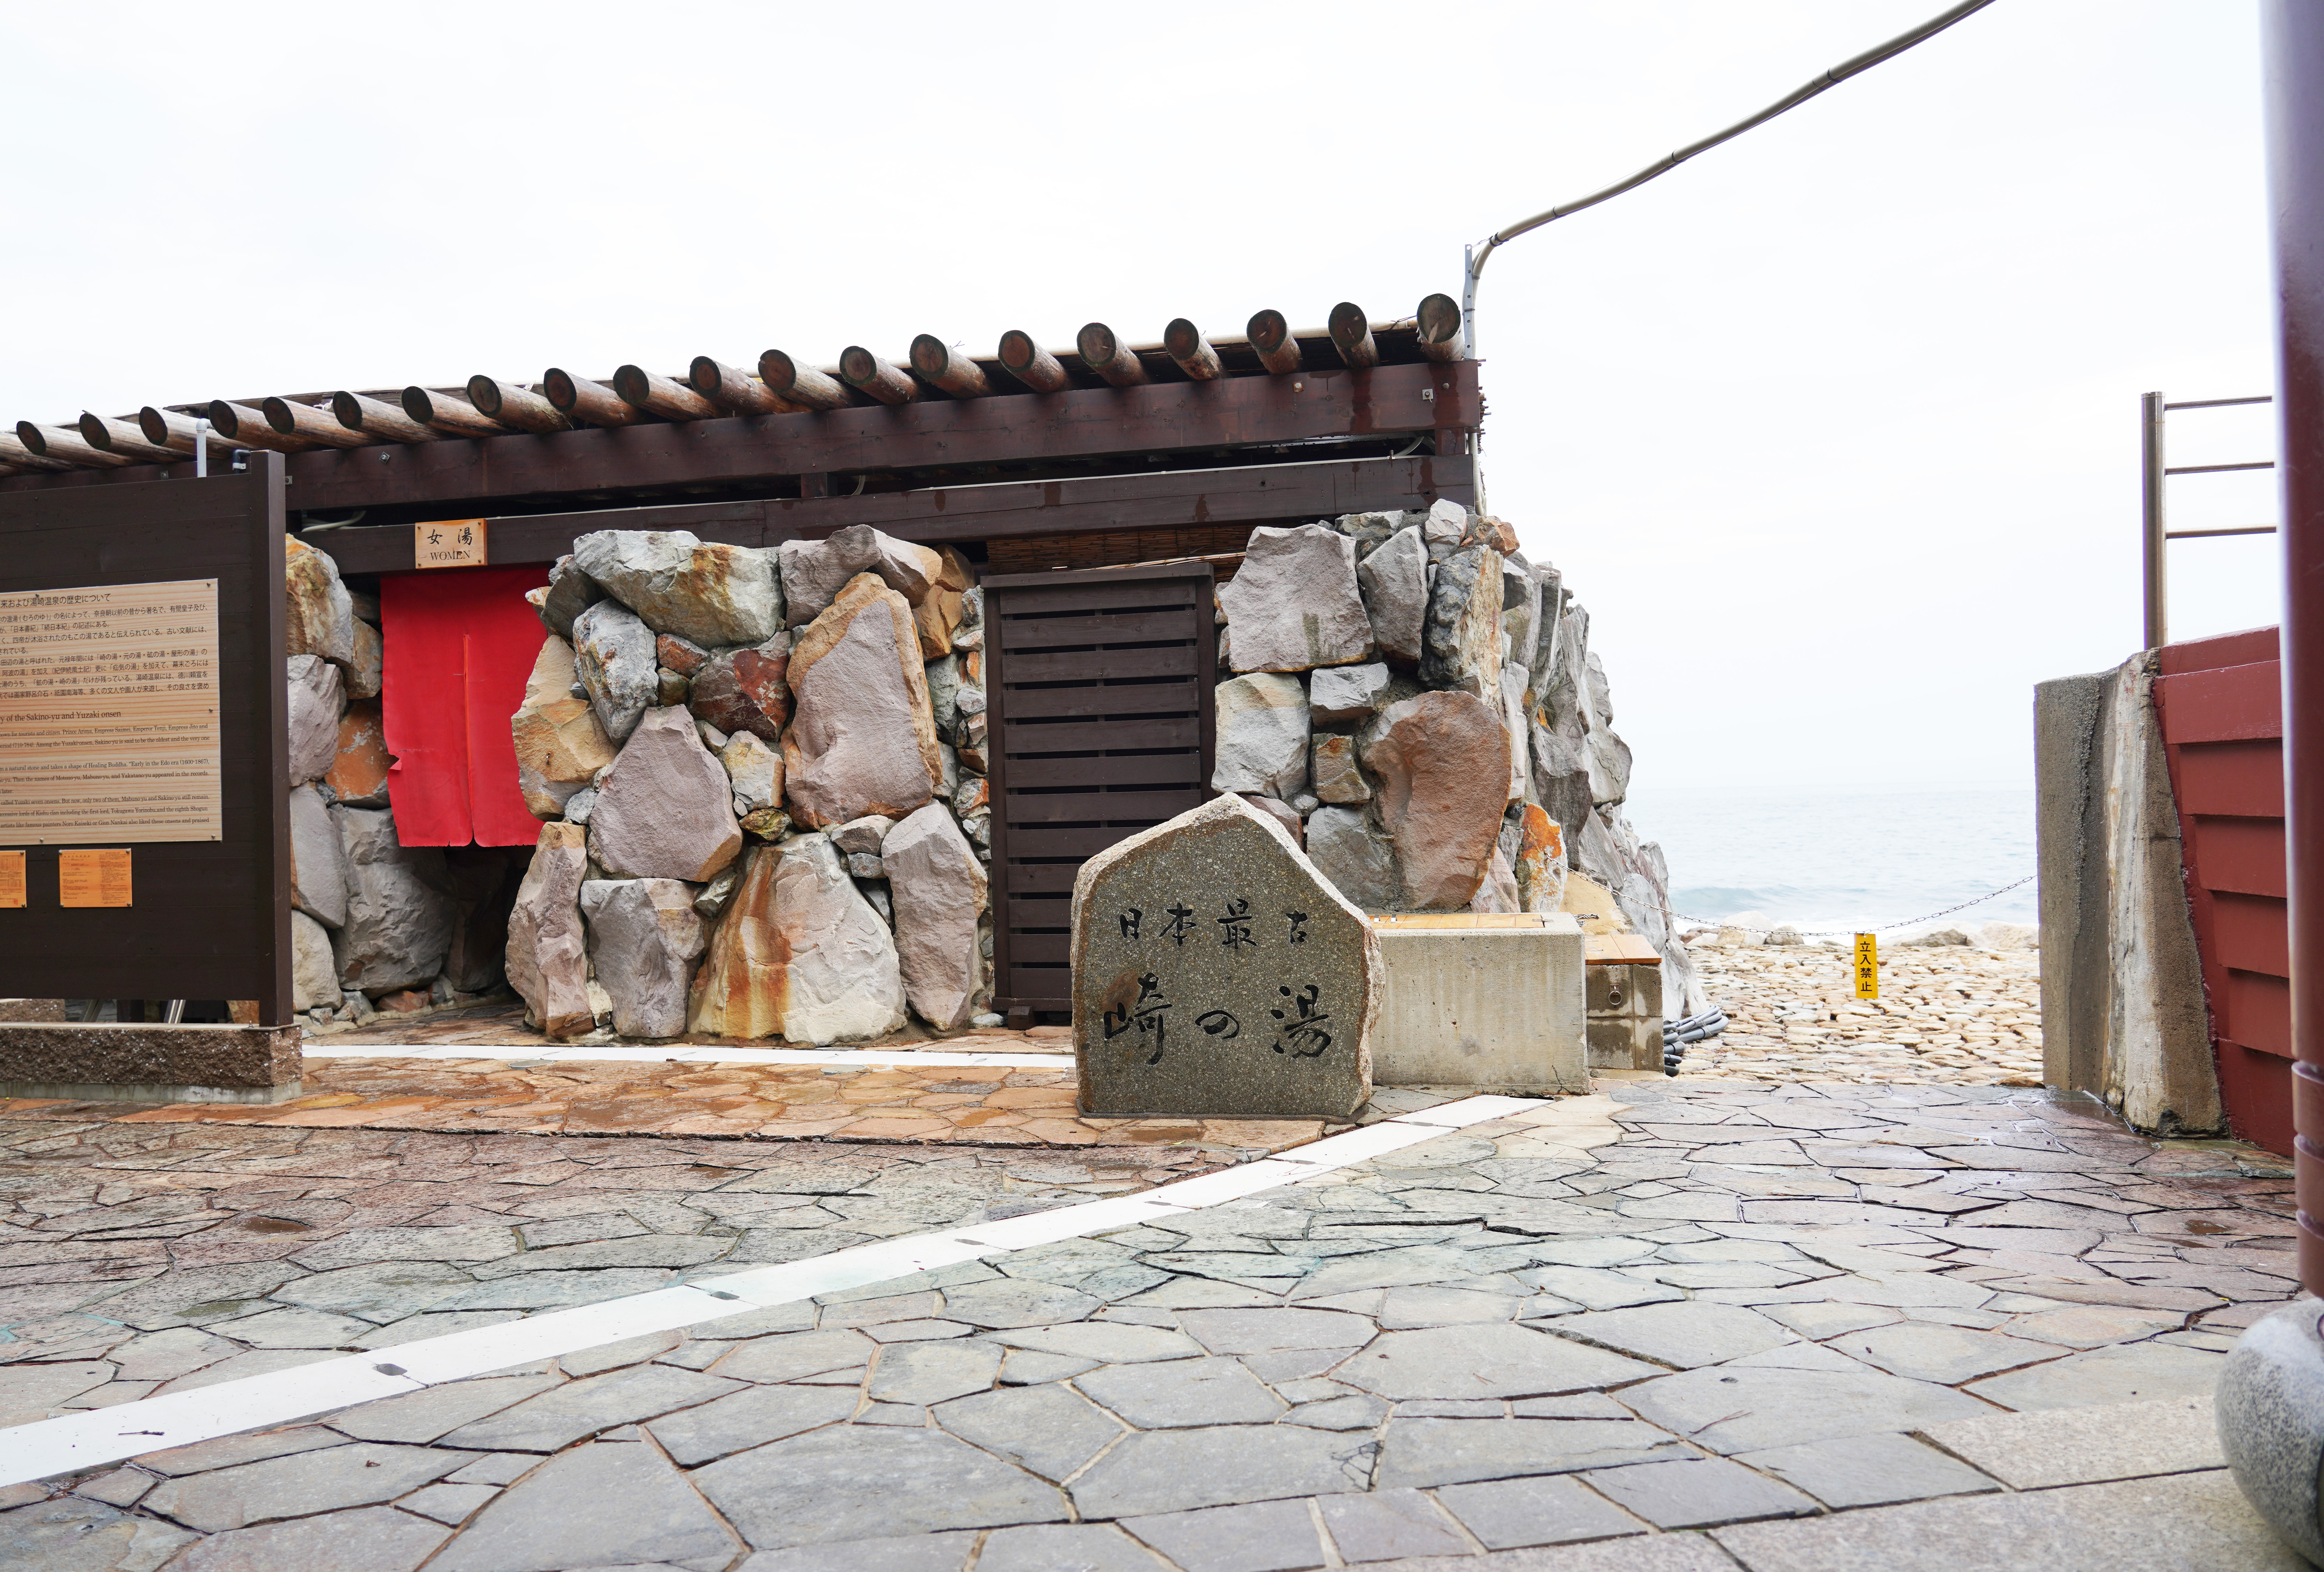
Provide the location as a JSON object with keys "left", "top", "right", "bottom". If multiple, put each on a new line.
{"left": 0, "top": 1094, "right": 1540, "bottom": 1487}
{"left": 301, "top": 1043, "right": 1074, "bottom": 1069}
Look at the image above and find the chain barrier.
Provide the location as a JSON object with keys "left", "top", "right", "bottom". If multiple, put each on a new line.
{"left": 1662, "top": 873, "right": 2037, "bottom": 941}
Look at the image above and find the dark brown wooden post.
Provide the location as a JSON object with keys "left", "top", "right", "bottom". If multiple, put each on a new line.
{"left": 2266, "top": 0, "right": 2324, "bottom": 1297}
{"left": 250, "top": 452, "right": 294, "bottom": 1026}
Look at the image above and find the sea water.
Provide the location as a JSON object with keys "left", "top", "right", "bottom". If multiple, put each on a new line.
{"left": 1622, "top": 783, "right": 2037, "bottom": 938}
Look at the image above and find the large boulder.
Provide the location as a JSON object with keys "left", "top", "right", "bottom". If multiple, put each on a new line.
{"left": 510, "top": 636, "right": 617, "bottom": 821}
{"left": 326, "top": 699, "right": 391, "bottom": 809}
{"left": 1215, "top": 524, "right": 1372, "bottom": 673}
{"left": 1420, "top": 497, "right": 1468, "bottom": 562}
{"left": 1331, "top": 510, "right": 1406, "bottom": 561}
{"left": 573, "top": 530, "right": 782, "bottom": 648}
{"left": 688, "top": 837, "right": 906, "bottom": 1042}
{"left": 1356, "top": 525, "right": 1428, "bottom": 667}
{"left": 535, "top": 554, "right": 603, "bottom": 642}
{"left": 580, "top": 879, "right": 708, "bottom": 1039}
{"left": 284, "top": 539, "right": 355, "bottom": 666}
{"left": 290, "top": 911, "right": 338, "bottom": 1013}
{"left": 1304, "top": 806, "right": 1399, "bottom": 911}
{"left": 687, "top": 633, "right": 792, "bottom": 743}
{"left": 782, "top": 573, "right": 943, "bottom": 829}
{"left": 286, "top": 656, "right": 342, "bottom": 786}
{"left": 1499, "top": 662, "right": 1530, "bottom": 805}
{"left": 1419, "top": 545, "right": 1503, "bottom": 700}
{"left": 1583, "top": 652, "right": 1634, "bottom": 805}
{"left": 506, "top": 821, "right": 593, "bottom": 1038}
{"left": 570, "top": 600, "right": 658, "bottom": 747}
{"left": 1530, "top": 718, "right": 1595, "bottom": 851}
{"left": 1071, "top": 794, "right": 1379, "bottom": 1118}
{"left": 1502, "top": 555, "right": 1541, "bottom": 673}
{"left": 330, "top": 806, "right": 455, "bottom": 995}
{"left": 1468, "top": 847, "right": 1521, "bottom": 914}
{"left": 288, "top": 785, "right": 349, "bottom": 929}
{"left": 589, "top": 707, "right": 744, "bottom": 883}
{"left": 780, "top": 525, "right": 943, "bottom": 627}
{"left": 1359, "top": 690, "right": 1507, "bottom": 910}
{"left": 1211, "top": 673, "right": 1308, "bottom": 799}
{"left": 882, "top": 803, "right": 987, "bottom": 1031}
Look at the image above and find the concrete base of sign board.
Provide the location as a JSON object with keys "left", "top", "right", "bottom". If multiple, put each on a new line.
{"left": 0, "top": 1023, "right": 303, "bottom": 1104}
{"left": 1370, "top": 913, "right": 1588, "bottom": 1092}
{"left": 0, "top": 999, "right": 69, "bottom": 1023}
{"left": 1587, "top": 960, "right": 1664, "bottom": 1071}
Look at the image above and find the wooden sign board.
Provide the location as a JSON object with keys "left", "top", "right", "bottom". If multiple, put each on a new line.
{"left": 0, "top": 851, "right": 20, "bottom": 908}
{"left": 416, "top": 518, "right": 487, "bottom": 569}
{"left": 0, "top": 578, "right": 221, "bottom": 844}
{"left": 59, "top": 848, "right": 131, "bottom": 907}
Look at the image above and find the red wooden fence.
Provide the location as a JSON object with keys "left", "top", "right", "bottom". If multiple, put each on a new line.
{"left": 2153, "top": 626, "right": 2290, "bottom": 1153}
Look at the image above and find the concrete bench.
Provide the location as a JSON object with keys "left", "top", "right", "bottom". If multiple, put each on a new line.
{"left": 1369, "top": 913, "right": 1586, "bottom": 1093}
{"left": 1585, "top": 934, "right": 1664, "bottom": 1072}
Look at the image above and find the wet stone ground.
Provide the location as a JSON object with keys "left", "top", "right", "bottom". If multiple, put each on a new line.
{"left": 0, "top": 1078, "right": 2303, "bottom": 1571}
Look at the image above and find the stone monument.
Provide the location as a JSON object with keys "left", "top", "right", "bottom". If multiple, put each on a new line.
{"left": 1072, "top": 794, "right": 1379, "bottom": 1118}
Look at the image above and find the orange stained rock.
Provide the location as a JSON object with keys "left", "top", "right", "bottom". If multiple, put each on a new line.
{"left": 688, "top": 844, "right": 789, "bottom": 1038}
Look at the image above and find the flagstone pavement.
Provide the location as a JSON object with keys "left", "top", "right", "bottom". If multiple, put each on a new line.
{"left": 0, "top": 1071, "right": 2304, "bottom": 1571}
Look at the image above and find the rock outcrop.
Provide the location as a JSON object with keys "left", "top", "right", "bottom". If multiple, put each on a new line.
{"left": 1304, "top": 806, "right": 1399, "bottom": 911}
{"left": 330, "top": 805, "right": 456, "bottom": 995}
{"left": 1215, "top": 525, "right": 1372, "bottom": 672}
{"left": 588, "top": 707, "right": 744, "bottom": 883}
{"left": 327, "top": 700, "right": 391, "bottom": 809}
{"left": 574, "top": 530, "right": 782, "bottom": 648}
{"left": 1511, "top": 804, "right": 1569, "bottom": 914}
{"left": 580, "top": 878, "right": 708, "bottom": 1039}
{"left": 506, "top": 822, "right": 594, "bottom": 1038}
{"left": 570, "top": 600, "right": 658, "bottom": 747}
{"left": 720, "top": 733, "right": 783, "bottom": 818}
{"left": 1309, "top": 662, "right": 1391, "bottom": 725}
{"left": 883, "top": 803, "right": 987, "bottom": 1030}
{"left": 287, "top": 656, "right": 342, "bottom": 786}
{"left": 536, "top": 554, "right": 602, "bottom": 641}
{"left": 688, "top": 634, "right": 792, "bottom": 743}
{"left": 1359, "top": 690, "right": 1507, "bottom": 909}
{"left": 1211, "top": 673, "right": 1308, "bottom": 799}
{"left": 290, "top": 910, "right": 338, "bottom": 1013}
{"left": 1309, "top": 735, "right": 1370, "bottom": 805}
{"left": 782, "top": 573, "right": 942, "bottom": 828}
{"left": 511, "top": 636, "right": 618, "bottom": 820}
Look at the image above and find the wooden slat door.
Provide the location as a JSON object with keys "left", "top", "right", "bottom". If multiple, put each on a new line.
{"left": 2153, "top": 626, "right": 2288, "bottom": 1153}
{"left": 984, "top": 563, "right": 1217, "bottom": 1016}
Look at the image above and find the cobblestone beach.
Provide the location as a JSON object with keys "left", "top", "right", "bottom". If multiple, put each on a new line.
{"left": 1677, "top": 939, "right": 2045, "bottom": 1089}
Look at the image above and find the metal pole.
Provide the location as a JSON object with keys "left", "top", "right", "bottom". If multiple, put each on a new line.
{"left": 2142, "top": 392, "right": 2168, "bottom": 650}
{"left": 193, "top": 416, "right": 207, "bottom": 480}
{"left": 2262, "top": 0, "right": 2324, "bottom": 1299}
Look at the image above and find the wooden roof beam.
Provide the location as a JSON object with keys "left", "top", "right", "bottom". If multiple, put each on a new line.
{"left": 910, "top": 336, "right": 992, "bottom": 399}
{"left": 15, "top": 423, "right": 133, "bottom": 468}
{"left": 1077, "top": 323, "right": 1148, "bottom": 387}
{"left": 1163, "top": 319, "right": 1223, "bottom": 381}
{"left": 75, "top": 414, "right": 181, "bottom": 465}
{"left": 136, "top": 407, "right": 243, "bottom": 461}
{"left": 614, "top": 366, "right": 718, "bottom": 421}
{"left": 333, "top": 391, "right": 439, "bottom": 443}
{"left": 838, "top": 347, "right": 920, "bottom": 405}
{"left": 759, "top": 350, "right": 854, "bottom": 411}
{"left": 1329, "top": 302, "right": 1379, "bottom": 369}
{"left": 266, "top": 396, "right": 377, "bottom": 449}
{"left": 0, "top": 430, "right": 72, "bottom": 471}
{"left": 1247, "top": 310, "right": 1303, "bottom": 374}
{"left": 544, "top": 369, "right": 648, "bottom": 428}
{"left": 997, "top": 331, "right": 1072, "bottom": 392}
{"left": 689, "top": 358, "right": 797, "bottom": 416}
{"left": 1415, "top": 293, "right": 1467, "bottom": 363}
{"left": 466, "top": 377, "right": 571, "bottom": 433}
{"left": 206, "top": 400, "right": 322, "bottom": 453}
{"left": 402, "top": 387, "right": 514, "bottom": 437}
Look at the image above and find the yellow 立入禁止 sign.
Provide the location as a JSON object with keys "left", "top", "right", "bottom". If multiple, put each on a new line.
{"left": 1853, "top": 933, "right": 1879, "bottom": 1000}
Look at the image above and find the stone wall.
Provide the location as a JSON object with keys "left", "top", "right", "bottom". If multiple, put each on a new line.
{"left": 285, "top": 541, "right": 513, "bottom": 1028}
{"left": 505, "top": 527, "right": 990, "bottom": 1042}
{"left": 2035, "top": 654, "right": 2222, "bottom": 1134}
{"left": 1211, "top": 503, "right": 1703, "bottom": 1016}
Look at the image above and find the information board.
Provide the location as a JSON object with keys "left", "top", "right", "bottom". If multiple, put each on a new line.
{"left": 0, "top": 579, "right": 221, "bottom": 844}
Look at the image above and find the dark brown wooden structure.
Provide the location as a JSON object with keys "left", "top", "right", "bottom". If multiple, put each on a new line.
{"left": 984, "top": 564, "right": 1218, "bottom": 1016}
{"left": 0, "top": 456, "right": 292, "bottom": 1024}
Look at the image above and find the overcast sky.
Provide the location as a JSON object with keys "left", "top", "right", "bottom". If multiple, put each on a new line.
{"left": 2, "top": 1, "right": 2277, "bottom": 794}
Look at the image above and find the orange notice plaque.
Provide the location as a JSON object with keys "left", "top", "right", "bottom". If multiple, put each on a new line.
{"left": 0, "top": 851, "right": 21, "bottom": 908}
{"left": 415, "top": 519, "right": 488, "bottom": 569}
{"left": 59, "top": 848, "right": 131, "bottom": 908}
